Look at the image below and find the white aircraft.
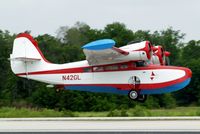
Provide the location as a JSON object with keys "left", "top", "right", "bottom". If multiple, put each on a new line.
{"left": 10, "top": 33, "right": 192, "bottom": 102}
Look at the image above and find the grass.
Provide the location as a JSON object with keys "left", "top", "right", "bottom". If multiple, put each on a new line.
{"left": 76, "top": 107, "right": 200, "bottom": 117}
{"left": 147, "top": 107, "right": 200, "bottom": 116}
{"left": 0, "top": 107, "right": 199, "bottom": 117}
{"left": 0, "top": 107, "right": 63, "bottom": 117}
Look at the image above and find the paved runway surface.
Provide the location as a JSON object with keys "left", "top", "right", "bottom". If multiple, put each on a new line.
{"left": 0, "top": 117, "right": 200, "bottom": 133}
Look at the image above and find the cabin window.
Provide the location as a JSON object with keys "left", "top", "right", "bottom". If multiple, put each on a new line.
{"left": 93, "top": 66, "right": 104, "bottom": 72}
{"left": 104, "top": 65, "right": 119, "bottom": 71}
{"left": 104, "top": 66, "right": 112, "bottom": 71}
{"left": 120, "top": 64, "right": 128, "bottom": 69}
{"left": 83, "top": 67, "right": 92, "bottom": 72}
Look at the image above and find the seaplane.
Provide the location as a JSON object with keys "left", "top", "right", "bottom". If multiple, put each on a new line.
{"left": 10, "top": 33, "right": 192, "bottom": 102}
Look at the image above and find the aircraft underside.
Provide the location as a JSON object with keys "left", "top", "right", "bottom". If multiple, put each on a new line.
{"left": 63, "top": 78, "right": 191, "bottom": 94}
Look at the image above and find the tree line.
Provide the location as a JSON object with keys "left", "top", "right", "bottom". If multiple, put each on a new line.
{"left": 0, "top": 22, "right": 200, "bottom": 111}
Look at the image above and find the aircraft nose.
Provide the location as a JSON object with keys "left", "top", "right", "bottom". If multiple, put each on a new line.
{"left": 185, "top": 68, "right": 192, "bottom": 78}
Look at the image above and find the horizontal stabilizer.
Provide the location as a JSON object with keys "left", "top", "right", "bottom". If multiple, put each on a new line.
{"left": 9, "top": 56, "right": 41, "bottom": 62}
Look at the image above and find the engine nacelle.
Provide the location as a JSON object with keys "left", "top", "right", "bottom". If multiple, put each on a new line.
{"left": 151, "top": 54, "right": 160, "bottom": 65}
{"left": 120, "top": 41, "right": 153, "bottom": 61}
{"left": 151, "top": 46, "right": 171, "bottom": 65}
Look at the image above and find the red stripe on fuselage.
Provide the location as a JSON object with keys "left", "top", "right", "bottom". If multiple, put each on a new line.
{"left": 16, "top": 65, "right": 191, "bottom": 89}
{"left": 16, "top": 65, "right": 190, "bottom": 76}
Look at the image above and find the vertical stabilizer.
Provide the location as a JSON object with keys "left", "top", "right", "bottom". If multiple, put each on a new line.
{"left": 10, "top": 33, "right": 49, "bottom": 76}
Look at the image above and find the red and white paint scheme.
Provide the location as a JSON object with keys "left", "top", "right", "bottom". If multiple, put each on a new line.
{"left": 10, "top": 33, "right": 192, "bottom": 102}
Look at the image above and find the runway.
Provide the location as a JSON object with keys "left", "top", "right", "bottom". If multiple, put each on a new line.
{"left": 0, "top": 117, "right": 200, "bottom": 133}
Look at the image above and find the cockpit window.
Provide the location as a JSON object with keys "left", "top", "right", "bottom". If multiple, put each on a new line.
{"left": 135, "top": 61, "right": 146, "bottom": 67}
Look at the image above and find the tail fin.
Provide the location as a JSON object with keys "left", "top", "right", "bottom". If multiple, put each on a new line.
{"left": 10, "top": 33, "right": 49, "bottom": 75}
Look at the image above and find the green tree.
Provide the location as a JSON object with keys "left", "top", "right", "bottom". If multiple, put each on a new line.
{"left": 103, "top": 22, "right": 134, "bottom": 47}
{"left": 57, "top": 22, "right": 90, "bottom": 46}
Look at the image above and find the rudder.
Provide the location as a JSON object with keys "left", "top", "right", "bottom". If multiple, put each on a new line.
{"left": 10, "top": 33, "right": 49, "bottom": 75}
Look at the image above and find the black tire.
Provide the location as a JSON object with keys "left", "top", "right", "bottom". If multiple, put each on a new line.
{"left": 56, "top": 88, "right": 60, "bottom": 93}
{"left": 128, "top": 90, "right": 139, "bottom": 100}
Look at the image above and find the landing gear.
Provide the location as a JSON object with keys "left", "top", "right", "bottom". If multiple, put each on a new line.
{"left": 137, "top": 94, "right": 147, "bottom": 102}
{"left": 128, "top": 90, "right": 138, "bottom": 100}
{"left": 128, "top": 90, "right": 147, "bottom": 102}
{"left": 56, "top": 88, "right": 64, "bottom": 93}
{"left": 128, "top": 76, "right": 147, "bottom": 102}
{"left": 56, "top": 88, "right": 60, "bottom": 92}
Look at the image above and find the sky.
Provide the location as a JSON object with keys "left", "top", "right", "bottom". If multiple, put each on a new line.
{"left": 0, "top": 0, "right": 199, "bottom": 42}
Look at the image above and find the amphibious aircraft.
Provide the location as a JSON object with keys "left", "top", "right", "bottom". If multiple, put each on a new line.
{"left": 10, "top": 33, "right": 192, "bottom": 102}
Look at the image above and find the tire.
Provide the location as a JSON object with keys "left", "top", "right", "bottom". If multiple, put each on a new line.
{"left": 128, "top": 90, "right": 139, "bottom": 100}
{"left": 56, "top": 88, "right": 60, "bottom": 93}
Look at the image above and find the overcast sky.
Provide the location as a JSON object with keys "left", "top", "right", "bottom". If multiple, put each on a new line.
{"left": 0, "top": 0, "right": 199, "bottom": 42}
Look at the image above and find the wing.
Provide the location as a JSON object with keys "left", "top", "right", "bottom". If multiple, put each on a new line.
{"left": 82, "top": 39, "right": 129, "bottom": 66}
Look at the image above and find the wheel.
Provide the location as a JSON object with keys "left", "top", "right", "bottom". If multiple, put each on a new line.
{"left": 137, "top": 95, "right": 147, "bottom": 103}
{"left": 128, "top": 90, "right": 139, "bottom": 100}
{"left": 56, "top": 88, "right": 60, "bottom": 93}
